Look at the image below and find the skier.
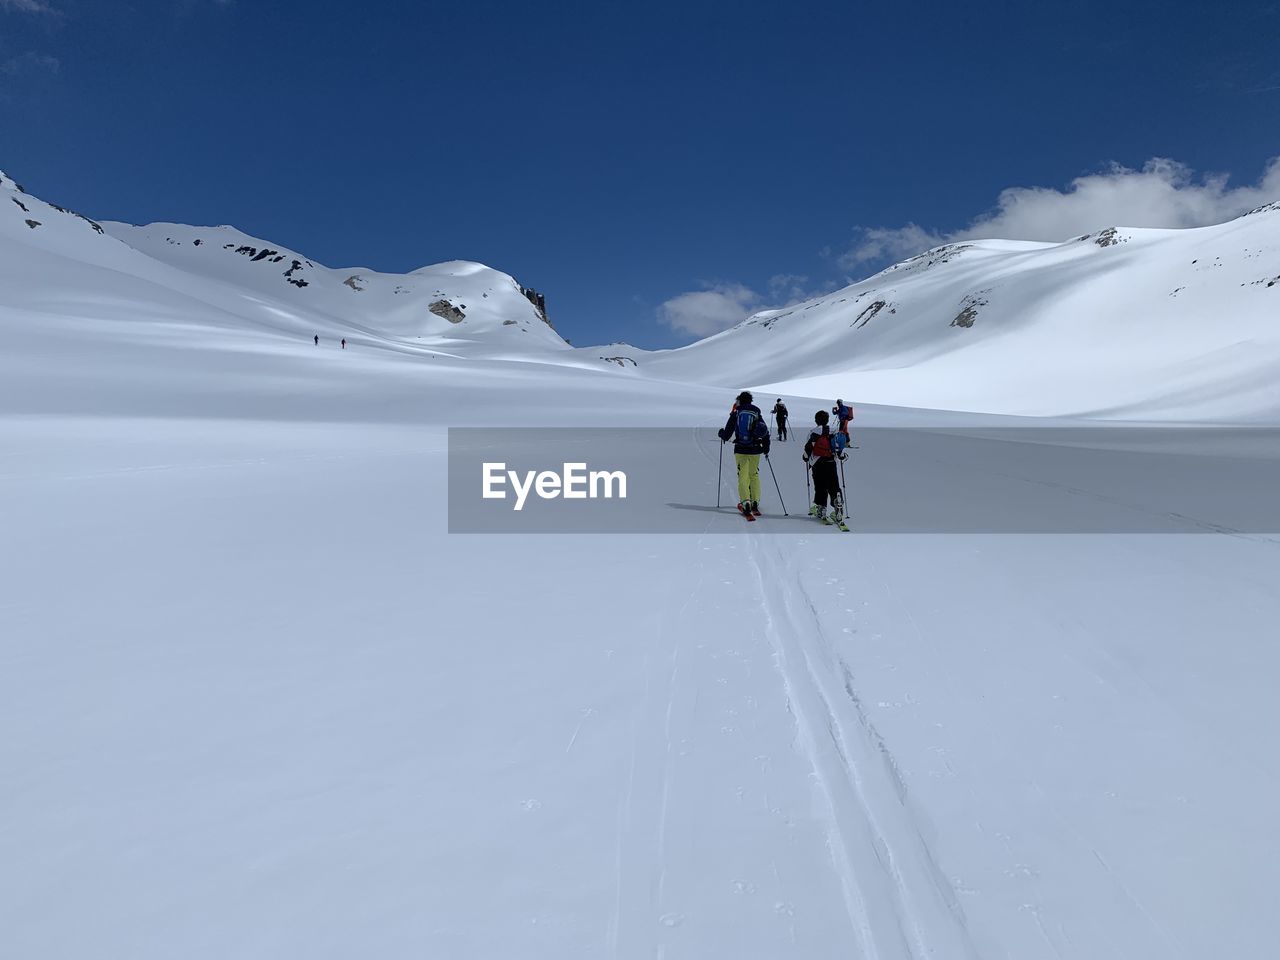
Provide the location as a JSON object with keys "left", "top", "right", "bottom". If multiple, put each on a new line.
{"left": 718, "top": 390, "right": 771, "bottom": 520}
{"left": 341, "top": 338, "right": 347, "bottom": 349}
{"left": 313, "top": 334, "right": 319, "bottom": 346}
{"left": 804, "top": 410, "right": 848, "bottom": 529}
{"left": 832, "top": 398, "right": 854, "bottom": 440}
{"left": 772, "top": 399, "right": 789, "bottom": 441}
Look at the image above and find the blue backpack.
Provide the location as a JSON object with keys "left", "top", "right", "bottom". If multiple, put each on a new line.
{"left": 735, "top": 408, "right": 765, "bottom": 445}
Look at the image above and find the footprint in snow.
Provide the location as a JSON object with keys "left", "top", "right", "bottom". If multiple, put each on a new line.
{"left": 659, "top": 912, "right": 685, "bottom": 927}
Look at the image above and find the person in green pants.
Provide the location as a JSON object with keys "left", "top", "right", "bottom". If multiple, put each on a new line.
{"left": 718, "top": 391, "right": 772, "bottom": 518}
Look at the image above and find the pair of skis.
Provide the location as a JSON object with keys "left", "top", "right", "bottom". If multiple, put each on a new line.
{"left": 736, "top": 501, "right": 851, "bottom": 531}
{"left": 822, "top": 513, "right": 852, "bottom": 533}
{"left": 809, "top": 504, "right": 850, "bottom": 532}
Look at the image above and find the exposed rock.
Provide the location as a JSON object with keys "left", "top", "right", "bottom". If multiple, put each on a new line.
{"left": 951, "top": 290, "right": 990, "bottom": 328}
{"left": 600, "top": 356, "right": 638, "bottom": 367}
{"left": 852, "top": 299, "right": 887, "bottom": 329}
{"left": 48, "top": 202, "right": 105, "bottom": 234}
{"left": 887, "top": 243, "right": 975, "bottom": 276}
{"left": 1092, "top": 227, "right": 1128, "bottom": 248}
{"left": 518, "top": 284, "right": 555, "bottom": 329}
{"left": 344, "top": 275, "right": 365, "bottom": 291}
{"left": 25, "top": 219, "right": 41, "bottom": 229}
{"left": 430, "top": 299, "right": 466, "bottom": 323}
{"left": 746, "top": 310, "right": 792, "bottom": 329}
{"left": 11, "top": 197, "right": 29, "bottom": 213}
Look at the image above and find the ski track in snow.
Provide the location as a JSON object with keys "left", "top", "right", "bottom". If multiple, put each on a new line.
{"left": 747, "top": 534, "right": 979, "bottom": 960}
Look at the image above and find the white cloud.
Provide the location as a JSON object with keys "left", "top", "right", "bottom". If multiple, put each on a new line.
{"left": 658, "top": 283, "right": 760, "bottom": 338}
{"left": 841, "top": 156, "right": 1280, "bottom": 267}
{"left": 1, "top": 51, "right": 59, "bottom": 74}
{"left": 658, "top": 276, "right": 841, "bottom": 338}
{"left": 0, "top": 0, "right": 55, "bottom": 13}
{"left": 838, "top": 224, "right": 944, "bottom": 268}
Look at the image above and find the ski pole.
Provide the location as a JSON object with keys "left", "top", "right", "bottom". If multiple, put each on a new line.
{"left": 717, "top": 440, "right": 724, "bottom": 508}
{"left": 765, "top": 454, "right": 787, "bottom": 516}
{"left": 804, "top": 459, "right": 812, "bottom": 503}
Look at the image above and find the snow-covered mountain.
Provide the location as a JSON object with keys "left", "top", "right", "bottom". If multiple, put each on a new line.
{"left": 5, "top": 166, "right": 1279, "bottom": 422}
{"left": 647, "top": 208, "right": 1280, "bottom": 419}
{"left": 0, "top": 169, "right": 565, "bottom": 353}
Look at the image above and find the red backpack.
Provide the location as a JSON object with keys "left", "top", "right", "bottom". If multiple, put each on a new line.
{"left": 810, "top": 427, "right": 833, "bottom": 459}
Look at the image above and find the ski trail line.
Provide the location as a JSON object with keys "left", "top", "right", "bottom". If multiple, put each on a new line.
{"left": 747, "top": 534, "right": 980, "bottom": 960}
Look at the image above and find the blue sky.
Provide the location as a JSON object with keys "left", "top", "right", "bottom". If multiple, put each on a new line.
{"left": 2, "top": 0, "right": 1278, "bottom": 348}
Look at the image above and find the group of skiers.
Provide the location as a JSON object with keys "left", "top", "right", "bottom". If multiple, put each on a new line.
{"left": 313, "top": 334, "right": 347, "bottom": 349}
{"left": 717, "top": 392, "right": 854, "bottom": 529}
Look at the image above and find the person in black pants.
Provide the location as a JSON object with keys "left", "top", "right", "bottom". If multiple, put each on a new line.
{"left": 772, "top": 399, "right": 789, "bottom": 441}
{"left": 803, "top": 410, "right": 846, "bottom": 523}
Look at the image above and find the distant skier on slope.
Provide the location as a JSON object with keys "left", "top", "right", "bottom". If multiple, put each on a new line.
{"left": 832, "top": 398, "right": 854, "bottom": 440}
{"left": 804, "top": 410, "right": 847, "bottom": 529}
{"left": 313, "top": 334, "right": 319, "bottom": 346}
{"left": 772, "top": 399, "right": 789, "bottom": 441}
{"left": 341, "top": 338, "right": 346, "bottom": 349}
{"left": 718, "top": 390, "right": 771, "bottom": 520}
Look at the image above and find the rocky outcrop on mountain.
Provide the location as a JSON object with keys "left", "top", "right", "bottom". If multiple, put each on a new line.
{"left": 852, "top": 299, "right": 889, "bottom": 329}
{"left": 951, "top": 290, "right": 990, "bottom": 328}
{"left": 429, "top": 299, "right": 466, "bottom": 323}
{"left": 518, "top": 284, "right": 554, "bottom": 329}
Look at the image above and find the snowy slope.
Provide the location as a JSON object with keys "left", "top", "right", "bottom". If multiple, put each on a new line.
{"left": 102, "top": 220, "right": 565, "bottom": 348}
{"left": 0, "top": 170, "right": 626, "bottom": 418}
{"left": 0, "top": 169, "right": 566, "bottom": 369}
{"left": 646, "top": 209, "right": 1280, "bottom": 419}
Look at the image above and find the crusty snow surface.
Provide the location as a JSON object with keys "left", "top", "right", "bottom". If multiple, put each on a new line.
{"left": 2, "top": 171, "right": 1278, "bottom": 959}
